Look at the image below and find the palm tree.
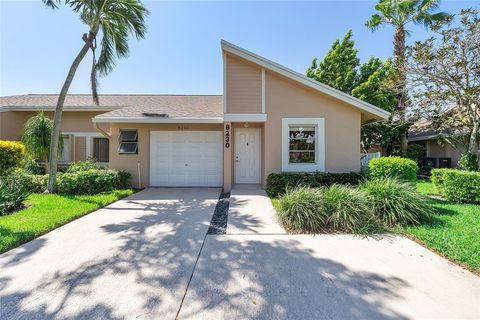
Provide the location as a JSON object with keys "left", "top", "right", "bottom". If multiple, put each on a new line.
{"left": 42, "top": 0, "right": 149, "bottom": 192}
{"left": 366, "top": 0, "right": 450, "bottom": 155}
{"left": 21, "top": 112, "right": 63, "bottom": 173}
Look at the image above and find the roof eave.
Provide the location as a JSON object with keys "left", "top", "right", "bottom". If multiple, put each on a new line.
{"left": 221, "top": 40, "right": 390, "bottom": 121}
{"left": 92, "top": 116, "right": 224, "bottom": 124}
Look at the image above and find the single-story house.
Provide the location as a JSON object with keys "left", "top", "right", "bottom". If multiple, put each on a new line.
{"left": 0, "top": 40, "right": 389, "bottom": 191}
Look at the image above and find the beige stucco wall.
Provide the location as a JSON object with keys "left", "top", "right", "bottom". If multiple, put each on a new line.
{"left": 426, "top": 139, "right": 465, "bottom": 168}
{"left": 108, "top": 123, "right": 223, "bottom": 188}
{"left": 0, "top": 111, "right": 108, "bottom": 141}
{"left": 226, "top": 54, "right": 262, "bottom": 113}
{"left": 263, "top": 71, "right": 362, "bottom": 176}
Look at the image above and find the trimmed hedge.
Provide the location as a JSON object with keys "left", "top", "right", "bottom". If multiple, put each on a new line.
{"left": 266, "top": 171, "right": 365, "bottom": 198}
{"left": 57, "top": 168, "right": 131, "bottom": 195}
{"left": 0, "top": 140, "right": 25, "bottom": 173}
{"left": 368, "top": 157, "right": 418, "bottom": 181}
{"left": 432, "top": 168, "right": 480, "bottom": 203}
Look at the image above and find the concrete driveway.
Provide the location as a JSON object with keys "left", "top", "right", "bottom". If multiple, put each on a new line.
{"left": 1, "top": 187, "right": 479, "bottom": 320}
{"left": 0, "top": 188, "right": 220, "bottom": 320}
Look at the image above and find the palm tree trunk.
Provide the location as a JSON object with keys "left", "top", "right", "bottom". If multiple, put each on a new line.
{"left": 394, "top": 25, "right": 408, "bottom": 156}
{"left": 47, "top": 43, "right": 90, "bottom": 192}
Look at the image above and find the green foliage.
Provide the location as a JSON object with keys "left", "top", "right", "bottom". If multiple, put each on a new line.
{"left": 112, "top": 169, "right": 132, "bottom": 189}
{"left": 458, "top": 152, "right": 479, "bottom": 171}
{"left": 0, "top": 190, "right": 134, "bottom": 253}
{"left": 368, "top": 157, "right": 418, "bottom": 181}
{"left": 21, "top": 112, "right": 62, "bottom": 164}
{"left": 67, "top": 159, "right": 100, "bottom": 173}
{"left": 352, "top": 58, "right": 396, "bottom": 112}
{"left": 276, "top": 185, "right": 377, "bottom": 233}
{"left": 360, "top": 177, "right": 430, "bottom": 226}
{"left": 432, "top": 169, "right": 480, "bottom": 203}
{"left": 431, "top": 168, "right": 449, "bottom": 193}
{"left": 57, "top": 169, "right": 114, "bottom": 195}
{"left": 57, "top": 160, "right": 132, "bottom": 194}
{"left": 406, "top": 143, "right": 426, "bottom": 162}
{"left": 366, "top": 0, "right": 451, "bottom": 32}
{"left": 276, "top": 187, "right": 325, "bottom": 231}
{"left": 406, "top": 180, "right": 480, "bottom": 271}
{"left": 0, "top": 173, "right": 32, "bottom": 215}
{"left": 320, "top": 184, "right": 376, "bottom": 232}
{"left": 306, "top": 30, "right": 359, "bottom": 93}
{"left": 266, "top": 171, "right": 365, "bottom": 198}
{"left": 0, "top": 140, "right": 25, "bottom": 174}
{"left": 361, "top": 121, "right": 410, "bottom": 153}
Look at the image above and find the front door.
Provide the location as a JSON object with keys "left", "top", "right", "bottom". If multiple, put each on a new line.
{"left": 235, "top": 128, "right": 261, "bottom": 184}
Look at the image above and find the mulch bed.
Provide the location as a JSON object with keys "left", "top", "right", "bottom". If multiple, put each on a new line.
{"left": 207, "top": 192, "right": 230, "bottom": 235}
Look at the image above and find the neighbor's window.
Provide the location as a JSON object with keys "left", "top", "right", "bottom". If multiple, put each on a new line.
{"left": 289, "top": 126, "right": 316, "bottom": 164}
{"left": 94, "top": 137, "right": 109, "bottom": 162}
{"left": 118, "top": 129, "right": 138, "bottom": 154}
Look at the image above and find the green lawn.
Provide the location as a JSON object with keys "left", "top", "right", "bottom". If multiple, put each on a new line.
{"left": 0, "top": 190, "right": 134, "bottom": 253}
{"left": 401, "top": 180, "right": 480, "bottom": 272}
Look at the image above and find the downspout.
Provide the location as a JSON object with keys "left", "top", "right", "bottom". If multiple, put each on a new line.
{"left": 93, "top": 120, "right": 111, "bottom": 138}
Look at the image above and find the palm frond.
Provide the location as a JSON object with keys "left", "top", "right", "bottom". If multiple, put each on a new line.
{"left": 92, "top": 0, "right": 149, "bottom": 76}
{"left": 41, "top": 0, "right": 61, "bottom": 9}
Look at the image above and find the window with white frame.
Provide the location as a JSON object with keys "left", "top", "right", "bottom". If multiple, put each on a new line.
{"left": 289, "top": 126, "right": 316, "bottom": 164}
{"left": 118, "top": 129, "right": 138, "bottom": 154}
{"left": 282, "top": 118, "right": 325, "bottom": 172}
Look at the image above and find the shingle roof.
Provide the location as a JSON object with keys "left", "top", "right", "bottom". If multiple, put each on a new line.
{"left": 0, "top": 94, "right": 224, "bottom": 119}
{"left": 95, "top": 95, "right": 223, "bottom": 119}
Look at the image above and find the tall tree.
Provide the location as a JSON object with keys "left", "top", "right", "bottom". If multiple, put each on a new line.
{"left": 307, "top": 32, "right": 402, "bottom": 153}
{"left": 306, "top": 30, "right": 359, "bottom": 93}
{"left": 21, "top": 112, "right": 63, "bottom": 173}
{"left": 42, "top": 0, "right": 149, "bottom": 192}
{"left": 366, "top": 0, "right": 451, "bottom": 155}
{"left": 407, "top": 9, "right": 480, "bottom": 160}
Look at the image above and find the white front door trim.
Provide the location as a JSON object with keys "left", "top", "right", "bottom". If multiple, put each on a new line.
{"left": 234, "top": 128, "right": 261, "bottom": 184}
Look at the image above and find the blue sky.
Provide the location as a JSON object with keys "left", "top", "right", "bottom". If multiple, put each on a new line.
{"left": 0, "top": 0, "right": 476, "bottom": 96}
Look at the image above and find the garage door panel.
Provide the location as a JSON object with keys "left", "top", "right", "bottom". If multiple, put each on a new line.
{"left": 150, "top": 131, "right": 223, "bottom": 187}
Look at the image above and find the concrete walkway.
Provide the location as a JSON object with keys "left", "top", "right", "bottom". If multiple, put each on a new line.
{"left": 179, "top": 187, "right": 480, "bottom": 320}
{"left": 227, "top": 188, "right": 286, "bottom": 235}
{"left": 0, "top": 188, "right": 220, "bottom": 320}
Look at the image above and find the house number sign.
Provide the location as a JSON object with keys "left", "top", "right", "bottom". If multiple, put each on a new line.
{"left": 225, "top": 124, "right": 230, "bottom": 148}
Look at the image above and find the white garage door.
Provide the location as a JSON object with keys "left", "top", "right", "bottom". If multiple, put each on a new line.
{"left": 150, "top": 131, "right": 223, "bottom": 187}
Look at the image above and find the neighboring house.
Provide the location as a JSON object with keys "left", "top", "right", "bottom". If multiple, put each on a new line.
{"left": 0, "top": 40, "right": 389, "bottom": 191}
{"left": 408, "top": 128, "right": 464, "bottom": 168}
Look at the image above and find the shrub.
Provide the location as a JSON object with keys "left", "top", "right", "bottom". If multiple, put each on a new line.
{"left": 112, "top": 169, "right": 132, "bottom": 189}
{"left": 276, "top": 185, "right": 376, "bottom": 233}
{"left": 266, "top": 171, "right": 365, "bottom": 198}
{"left": 57, "top": 169, "right": 114, "bottom": 195}
{"left": 67, "top": 159, "right": 100, "bottom": 173}
{"left": 458, "top": 152, "right": 479, "bottom": 171}
{"left": 0, "top": 140, "right": 25, "bottom": 174}
{"left": 368, "top": 157, "right": 418, "bottom": 181}
{"left": 276, "top": 187, "right": 325, "bottom": 231}
{"left": 320, "top": 184, "right": 376, "bottom": 233}
{"left": 431, "top": 168, "right": 450, "bottom": 193}
{"left": 0, "top": 174, "right": 31, "bottom": 215}
{"left": 434, "top": 169, "right": 480, "bottom": 203}
{"left": 360, "top": 177, "right": 430, "bottom": 226}
{"left": 407, "top": 144, "right": 426, "bottom": 163}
